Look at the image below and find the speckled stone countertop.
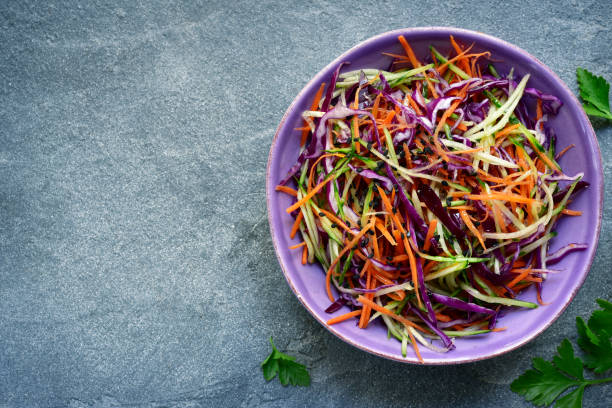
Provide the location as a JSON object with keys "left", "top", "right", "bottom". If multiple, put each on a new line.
{"left": 1, "top": 1, "right": 611, "bottom": 407}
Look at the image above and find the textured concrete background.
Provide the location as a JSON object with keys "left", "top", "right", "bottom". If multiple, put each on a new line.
{"left": 0, "top": 1, "right": 610, "bottom": 407}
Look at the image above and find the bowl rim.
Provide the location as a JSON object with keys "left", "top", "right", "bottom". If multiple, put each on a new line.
{"left": 265, "top": 26, "right": 603, "bottom": 364}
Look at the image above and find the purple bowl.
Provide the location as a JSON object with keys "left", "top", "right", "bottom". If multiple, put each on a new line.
{"left": 266, "top": 27, "right": 603, "bottom": 364}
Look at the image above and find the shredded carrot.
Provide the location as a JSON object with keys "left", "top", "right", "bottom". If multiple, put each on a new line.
{"left": 317, "top": 207, "right": 354, "bottom": 233}
{"left": 290, "top": 211, "right": 303, "bottom": 239}
{"left": 561, "top": 208, "right": 582, "bottom": 216}
{"left": 289, "top": 242, "right": 306, "bottom": 250}
{"left": 555, "top": 144, "right": 575, "bottom": 160}
{"left": 356, "top": 295, "right": 424, "bottom": 332}
{"left": 301, "top": 245, "right": 308, "bottom": 264}
{"left": 359, "top": 269, "right": 374, "bottom": 328}
{"left": 450, "top": 35, "right": 471, "bottom": 76}
{"left": 397, "top": 35, "right": 420, "bottom": 69}
{"left": 507, "top": 269, "right": 534, "bottom": 289}
{"left": 422, "top": 219, "right": 438, "bottom": 251}
{"left": 459, "top": 209, "right": 486, "bottom": 250}
{"left": 327, "top": 309, "right": 362, "bottom": 325}
{"left": 376, "top": 219, "right": 397, "bottom": 245}
{"left": 287, "top": 174, "right": 336, "bottom": 214}
{"left": 467, "top": 193, "right": 541, "bottom": 205}
{"left": 275, "top": 185, "right": 297, "bottom": 197}
{"left": 494, "top": 123, "right": 520, "bottom": 140}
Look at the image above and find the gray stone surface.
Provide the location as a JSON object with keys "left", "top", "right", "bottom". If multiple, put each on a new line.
{"left": 0, "top": 1, "right": 610, "bottom": 407}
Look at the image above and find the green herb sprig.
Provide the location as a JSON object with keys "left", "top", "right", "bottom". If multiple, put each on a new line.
{"left": 576, "top": 68, "right": 612, "bottom": 120}
{"left": 511, "top": 299, "right": 612, "bottom": 407}
{"left": 261, "top": 337, "right": 311, "bottom": 387}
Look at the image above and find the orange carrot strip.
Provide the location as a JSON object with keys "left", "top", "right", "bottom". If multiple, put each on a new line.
{"left": 561, "top": 209, "right": 582, "bottom": 216}
{"left": 308, "top": 153, "right": 344, "bottom": 190}
{"left": 422, "top": 219, "right": 438, "bottom": 251}
{"left": 405, "top": 94, "right": 423, "bottom": 115}
{"left": 382, "top": 52, "right": 411, "bottom": 60}
{"left": 450, "top": 146, "right": 484, "bottom": 155}
{"left": 287, "top": 174, "right": 336, "bottom": 214}
{"left": 507, "top": 269, "right": 533, "bottom": 289}
{"left": 376, "top": 220, "right": 397, "bottom": 245}
{"left": 446, "top": 205, "right": 476, "bottom": 211}
{"left": 301, "top": 245, "right": 308, "bottom": 264}
{"left": 432, "top": 86, "right": 468, "bottom": 160}
{"left": 534, "top": 147, "right": 560, "bottom": 171}
{"left": 397, "top": 35, "right": 421, "bottom": 68}
{"left": 325, "top": 220, "right": 375, "bottom": 301}
{"left": 317, "top": 208, "right": 354, "bottom": 233}
{"left": 289, "top": 242, "right": 306, "bottom": 250}
{"left": 275, "top": 185, "right": 298, "bottom": 197}
{"left": 372, "top": 93, "right": 382, "bottom": 118}
{"left": 372, "top": 274, "right": 405, "bottom": 301}
{"left": 537, "top": 290, "right": 550, "bottom": 306}
{"left": 359, "top": 269, "right": 374, "bottom": 328}
{"left": 459, "top": 209, "right": 486, "bottom": 250}
{"left": 467, "top": 193, "right": 541, "bottom": 205}
{"left": 450, "top": 35, "right": 471, "bottom": 76}
{"left": 447, "top": 118, "right": 468, "bottom": 131}
{"left": 494, "top": 123, "right": 520, "bottom": 140}
{"left": 327, "top": 309, "right": 362, "bottom": 325}
{"left": 301, "top": 83, "right": 326, "bottom": 147}
{"left": 290, "top": 211, "right": 304, "bottom": 239}
{"left": 555, "top": 144, "right": 575, "bottom": 160}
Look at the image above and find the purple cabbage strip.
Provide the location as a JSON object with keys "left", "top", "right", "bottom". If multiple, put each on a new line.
{"left": 321, "top": 62, "right": 348, "bottom": 112}
{"left": 409, "top": 221, "right": 438, "bottom": 322}
{"left": 471, "top": 262, "right": 507, "bottom": 285}
{"left": 348, "top": 164, "right": 393, "bottom": 191}
{"left": 449, "top": 108, "right": 465, "bottom": 133}
{"left": 394, "top": 127, "right": 415, "bottom": 146}
{"left": 546, "top": 243, "right": 588, "bottom": 265}
{"left": 487, "top": 309, "right": 500, "bottom": 330}
{"left": 429, "top": 292, "right": 496, "bottom": 315}
{"left": 525, "top": 87, "right": 563, "bottom": 115}
{"left": 444, "top": 77, "right": 482, "bottom": 95}
{"left": 412, "top": 86, "right": 427, "bottom": 110}
{"left": 352, "top": 283, "right": 395, "bottom": 294}
{"left": 408, "top": 303, "right": 455, "bottom": 350}
{"left": 416, "top": 183, "right": 465, "bottom": 238}
{"left": 553, "top": 180, "right": 589, "bottom": 203}
{"left": 325, "top": 297, "right": 347, "bottom": 313}
{"left": 499, "top": 246, "right": 520, "bottom": 276}
{"left": 424, "top": 96, "right": 461, "bottom": 131}
{"left": 464, "top": 99, "right": 490, "bottom": 123}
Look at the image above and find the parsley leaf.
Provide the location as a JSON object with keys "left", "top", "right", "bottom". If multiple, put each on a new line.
{"left": 576, "top": 68, "right": 612, "bottom": 120}
{"left": 511, "top": 299, "right": 612, "bottom": 407}
{"left": 554, "top": 385, "right": 585, "bottom": 408}
{"left": 576, "top": 300, "right": 612, "bottom": 374}
{"left": 261, "top": 337, "right": 310, "bottom": 387}
{"left": 510, "top": 340, "right": 582, "bottom": 406}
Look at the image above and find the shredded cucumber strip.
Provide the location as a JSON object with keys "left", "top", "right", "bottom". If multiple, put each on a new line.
{"left": 460, "top": 283, "right": 538, "bottom": 309}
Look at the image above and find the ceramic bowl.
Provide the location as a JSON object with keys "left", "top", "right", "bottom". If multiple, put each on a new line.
{"left": 266, "top": 27, "right": 603, "bottom": 364}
